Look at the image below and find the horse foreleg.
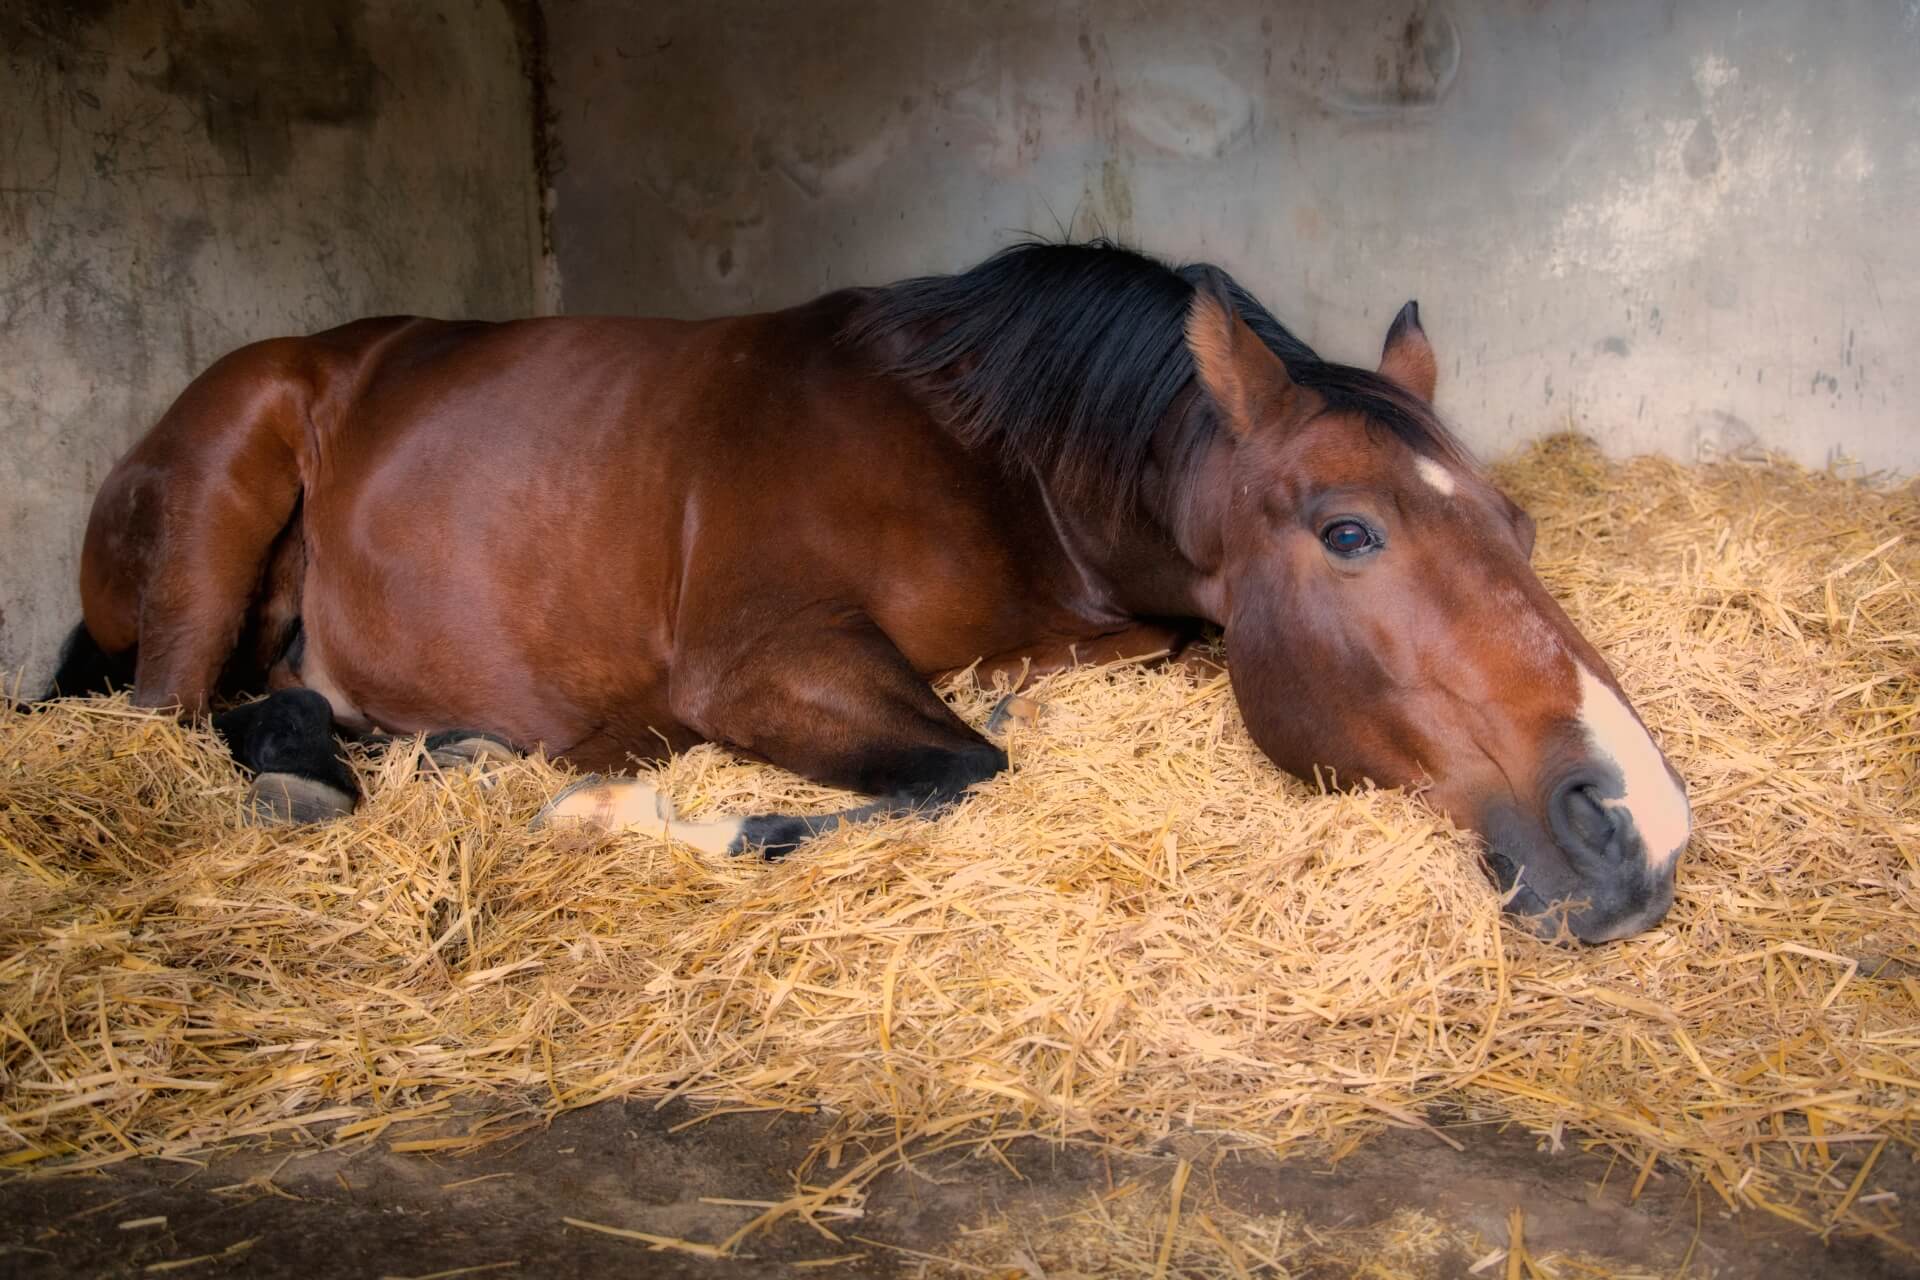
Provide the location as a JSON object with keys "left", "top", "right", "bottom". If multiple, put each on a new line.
{"left": 539, "top": 610, "right": 1007, "bottom": 859}
{"left": 533, "top": 774, "right": 767, "bottom": 856}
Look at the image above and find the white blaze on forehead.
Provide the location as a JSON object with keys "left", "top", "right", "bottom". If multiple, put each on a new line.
{"left": 1576, "top": 664, "right": 1691, "bottom": 867}
{"left": 1414, "top": 455, "right": 1457, "bottom": 496}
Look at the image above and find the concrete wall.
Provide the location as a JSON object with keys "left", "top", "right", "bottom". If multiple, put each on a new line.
{"left": 8, "top": 0, "right": 1916, "bottom": 690}
{"left": 547, "top": 0, "right": 1919, "bottom": 474}
{"left": 0, "top": 0, "right": 544, "bottom": 692}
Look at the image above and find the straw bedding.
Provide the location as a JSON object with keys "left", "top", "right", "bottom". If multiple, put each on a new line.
{"left": 2, "top": 434, "right": 1916, "bottom": 1258}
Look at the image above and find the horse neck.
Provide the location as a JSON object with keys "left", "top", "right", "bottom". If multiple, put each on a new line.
{"left": 1036, "top": 403, "right": 1232, "bottom": 625}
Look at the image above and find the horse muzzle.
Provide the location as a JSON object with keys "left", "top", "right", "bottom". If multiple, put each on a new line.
{"left": 1482, "top": 766, "right": 1690, "bottom": 944}
{"left": 1500, "top": 856, "right": 1678, "bottom": 944}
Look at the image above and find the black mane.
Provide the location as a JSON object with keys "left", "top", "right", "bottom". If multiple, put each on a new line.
{"left": 844, "top": 240, "right": 1471, "bottom": 509}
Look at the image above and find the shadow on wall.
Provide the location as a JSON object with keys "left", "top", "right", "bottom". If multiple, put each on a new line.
{"left": 0, "top": 0, "right": 543, "bottom": 692}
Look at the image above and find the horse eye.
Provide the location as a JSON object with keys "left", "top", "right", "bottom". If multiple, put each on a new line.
{"left": 1320, "top": 519, "right": 1379, "bottom": 557}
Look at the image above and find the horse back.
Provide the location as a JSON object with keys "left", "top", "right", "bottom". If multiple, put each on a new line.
{"left": 83, "top": 296, "right": 1108, "bottom": 749}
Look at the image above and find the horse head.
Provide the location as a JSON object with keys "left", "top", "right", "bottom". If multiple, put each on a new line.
{"left": 1184, "top": 282, "right": 1689, "bottom": 942}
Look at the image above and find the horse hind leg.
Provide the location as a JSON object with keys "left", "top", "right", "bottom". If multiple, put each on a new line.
{"left": 212, "top": 687, "right": 358, "bottom": 824}
{"left": 533, "top": 774, "right": 765, "bottom": 855}
{"left": 983, "top": 692, "right": 1042, "bottom": 737}
{"left": 80, "top": 344, "right": 312, "bottom": 717}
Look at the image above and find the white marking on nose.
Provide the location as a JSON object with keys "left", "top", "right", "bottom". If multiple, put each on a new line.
{"left": 1414, "top": 455, "right": 1457, "bottom": 496}
{"left": 1575, "top": 664, "right": 1691, "bottom": 868}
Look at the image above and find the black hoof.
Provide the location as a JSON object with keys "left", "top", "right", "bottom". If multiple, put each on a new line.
{"left": 419, "top": 730, "right": 518, "bottom": 774}
{"left": 528, "top": 774, "right": 608, "bottom": 831}
{"left": 984, "top": 693, "right": 1041, "bottom": 737}
{"left": 213, "top": 688, "right": 359, "bottom": 800}
{"left": 246, "top": 772, "right": 356, "bottom": 825}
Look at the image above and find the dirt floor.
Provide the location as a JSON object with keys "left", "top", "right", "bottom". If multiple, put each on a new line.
{"left": 2, "top": 1101, "right": 1913, "bottom": 1278}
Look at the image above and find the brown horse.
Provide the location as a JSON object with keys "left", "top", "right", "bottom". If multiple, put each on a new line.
{"left": 48, "top": 241, "right": 1688, "bottom": 942}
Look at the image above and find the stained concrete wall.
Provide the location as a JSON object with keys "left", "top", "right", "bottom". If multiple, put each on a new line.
{"left": 547, "top": 0, "right": 1919, "bottom": 474}
{"left": 9, "top": 0, "right": 1916, "bottom": 692}
{"left": 0, "top": 0, "right": 544, "bottom": 692}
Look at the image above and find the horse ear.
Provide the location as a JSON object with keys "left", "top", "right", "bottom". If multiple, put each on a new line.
{"left": 1185, "top": 272, "right": 1299, "bottom": 440}
{"left": 1379, "top": 300, "right": 1438, "bottom": 402}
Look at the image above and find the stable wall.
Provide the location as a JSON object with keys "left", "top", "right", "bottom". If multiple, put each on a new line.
{"left": 0, "top": 0, "right": 544, "bottom": 692}
{"left": 8, "top": 0, "right": 1917, "bottom": 692}
{"left": 547, "top": 0, "right": 1919, "bottom": 472}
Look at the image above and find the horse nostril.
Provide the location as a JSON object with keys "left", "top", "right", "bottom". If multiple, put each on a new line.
{"left": 1483, "top": 847, "right": 1519, "bottom": 891}
{"left": 1553, "top": 779, "right": 1627, "bottom": 861}
{"left": 1565, "top": 785, "right": 1610, "bottom": 845}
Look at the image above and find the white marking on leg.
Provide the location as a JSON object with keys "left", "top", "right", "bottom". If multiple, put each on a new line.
{"left": 1576, "top": 664, "right": 1691, "bottom": 868}
{"left": 534, "top": 776, "right": 745, "bottom": 856}
{"left": 1414, "top": 455, "right": 1457, "bottom": 496}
